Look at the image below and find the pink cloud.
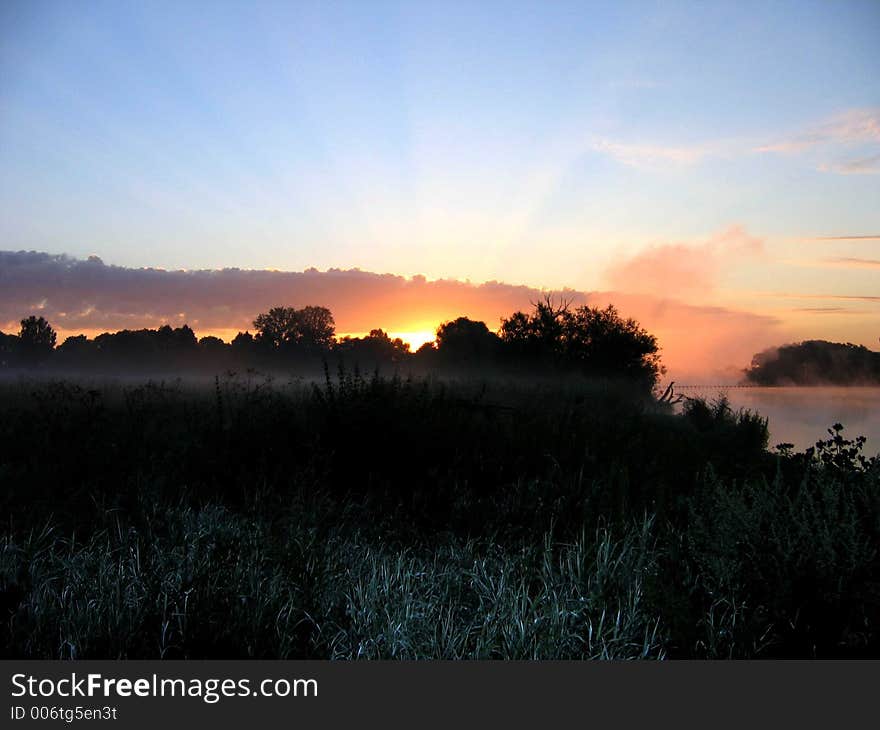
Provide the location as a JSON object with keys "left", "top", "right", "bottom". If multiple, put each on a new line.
{"left": 603, "top": 226, "right": 764, "bottom": 298}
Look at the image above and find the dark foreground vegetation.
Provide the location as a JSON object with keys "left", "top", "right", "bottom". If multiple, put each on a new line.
{"left": 746, "top": 339, "right": 880, "bottom": 385}
{"left": 1, "top": 369, "right": 878, "bottom": 659}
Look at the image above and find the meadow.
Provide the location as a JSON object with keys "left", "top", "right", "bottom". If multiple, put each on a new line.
{"left": 1, "top": 368, "right": 878, "bottom": 659}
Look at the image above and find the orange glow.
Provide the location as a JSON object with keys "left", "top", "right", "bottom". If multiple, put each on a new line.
{"left": 337, "top": 329, "right": 437, "bottom": 351}
{"left": 389, "top": 330, "right": 437, "bottom": 351}
{"left": 27, "top": 258, "right": 876, "bottom": 380}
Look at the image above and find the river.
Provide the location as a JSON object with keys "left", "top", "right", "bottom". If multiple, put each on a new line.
{"left": 674, "top": 386, "right": 880, "bottom": 455}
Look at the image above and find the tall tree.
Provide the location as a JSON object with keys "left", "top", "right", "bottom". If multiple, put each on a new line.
{"left": 18, "top": 316, "right": 57, "bottom": 364}
{"left": 500, "top": 298, "right": 662, "bottom": 386}
{"left": 435, "top": 317, "right": 499, "bottom": 362}
{"left": 253, "top": 306, "right": 336, "bottom": 352}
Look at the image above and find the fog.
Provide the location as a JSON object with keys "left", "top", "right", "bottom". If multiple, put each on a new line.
{"left": 678, "top": 386, "right": 880, "bottom": 455}
{"left": 4, "top": 368, "right": 878, "bottom": 456}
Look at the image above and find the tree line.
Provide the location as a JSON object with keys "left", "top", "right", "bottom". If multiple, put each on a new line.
{"left": 745, "top": 340, "right": 880, "bottom": 385}
{"left": 0, "top": 298, "right": 664, "bottom": 387}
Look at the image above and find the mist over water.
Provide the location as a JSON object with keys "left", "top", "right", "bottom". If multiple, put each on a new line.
{"left": 678, "top": 386, "right": 880, "bottom": 455}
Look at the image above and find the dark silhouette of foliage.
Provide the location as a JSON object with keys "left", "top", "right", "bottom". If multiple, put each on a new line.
{"left": 18, "top": 315, "right": 56, "bottom": 364}
{"left": 500, "top": 297, "right": 663, "bottom": 387}
{"left": 336, "top": 329, "right": 410, "bottom": 364}
{"left": 199, "top": 335, "right": 229, "bottom": 353}
{"left": 253, "top": 305, "right": 335, "bottom": 352}
{"left": 745, "top": 340, "right": 880, "bottom": 385}
{"left": 0, "top": 331, "right": 20, "bottom": 367}
{"left": 80, "top": 324, "right": 200, "bottom": 371}
{"left": 0, "top": 301, "right": 665, "bottom": 388}
{"left": 230, "top": 330, "right": 256, "bottom": 352}
{"left": 55, "top": 334, "right": 95, "bottom": 367}
{"left": 434, "top": 317, "right": 500, "bottom": 363}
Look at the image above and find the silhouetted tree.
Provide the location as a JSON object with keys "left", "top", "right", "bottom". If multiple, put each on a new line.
{"left": 500, "top": 297, "right": 663, "bottom": 386}
{"left": 564, "top": 304, "right": 663, "bottom": 383}
{"left": 199, "top": 335, "right": 228, "bottom": 352}
{"left": 253, "top": 306, "right": 336, "bottom": 352}
{"left": 231, "top": 331, "right": 255, "bottom": 350}
{"left": 18, "top": 316, "right": 56, "bottom": 364}
{"left": 435, "top": 318, "right": 500, "bottom": 363}
{"left": 336, "top": 329, "right": 410, "bottom": 363}
{"left": 58, "top": 334, "right": 90, "bottom": 351}
{"left": 413, "top": 340, "right": 437, "bottom": 366}
{"left": 0, "top": 331, "right": 19, "bottom": 368}
{"left": 498, "top": 296, "right": 570, "bottom": 360}
{"left": 157, "top": 324, "right": 197, "bottom": 350}
{"left": 745, "top": 340, "right": 880, "bottom": 385}
{"left": 90, "top": 324, "right": 198, "bottom": 370}
{"left": 56, "top": 335, "right": 94, "bottom": 367}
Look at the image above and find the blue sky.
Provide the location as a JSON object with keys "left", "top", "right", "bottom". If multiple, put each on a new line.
{"left": 1, "top": 0, "right": 879, "bottom": 347}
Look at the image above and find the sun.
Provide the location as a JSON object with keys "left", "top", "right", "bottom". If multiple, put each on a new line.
{"left": 390, "top": 330, "right": 437, "bottom": 351}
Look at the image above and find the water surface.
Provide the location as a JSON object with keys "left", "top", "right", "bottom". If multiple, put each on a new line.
{"left": 676, "top": 386, "right": 880, "bottom": 455}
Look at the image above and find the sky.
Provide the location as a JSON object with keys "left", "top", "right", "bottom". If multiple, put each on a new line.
{"left": 1, "top": 0, "right": 879, "bottom": 377}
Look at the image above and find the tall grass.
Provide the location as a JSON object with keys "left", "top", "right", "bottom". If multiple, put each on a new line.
{"left": 1, "top": 371, "right": 878, "bottom": 658}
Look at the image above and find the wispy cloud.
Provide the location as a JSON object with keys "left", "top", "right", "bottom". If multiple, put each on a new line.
{"left": 767, "top": 293, "right": 880, "bottom": 303}
{"left": 594, "top": 108, "right": 880, "bottom": 172}
{"left": 818, "top": 152, "right": 880, "bottom": 175}
{"left": 591, "top": 139, "right": 716, "bottom": 168}
{"left": 592, "top": 109, "right": 880, "bottom": 172}
{"left": 822, "top": 257, "right": 880, "bottom": 270}
{"left": 813, "top": 234, "right": 880, "bottom": 240}
{"left": 792, "top": 307, "right": 869, "bottom": 315}
{"left": 756, "top": 108, "right": 880, "bottom": 154}
{"left": 756, "top": 108, "right": 880, "bottom": 174}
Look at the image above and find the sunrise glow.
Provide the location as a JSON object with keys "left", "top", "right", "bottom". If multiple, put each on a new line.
{"left": 0, "top": 1, "right": 878, "bottom": 379}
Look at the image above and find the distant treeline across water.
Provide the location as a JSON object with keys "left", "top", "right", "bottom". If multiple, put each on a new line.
{"left": 744, "top": 340, "right": 880, "bottom": 386}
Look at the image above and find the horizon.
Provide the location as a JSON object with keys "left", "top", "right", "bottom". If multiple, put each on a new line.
{"left": 1, "top": 246, "right": 879, "bottom": 380}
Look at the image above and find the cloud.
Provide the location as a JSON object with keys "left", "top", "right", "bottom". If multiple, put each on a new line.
{"left": 767, "top": 292, "right": 880, "bottom": 303}
{"left": 756, "top": 108, "right": 880, "bottom": 154}
{"left": 592, "top": 109, "right": 880, "bottom": 172}
{"left": 792, "top": 307, "right": 870, "bottom": 315}
{"left": 592, "top": 139, "right": 714, "bottom": 167}
{"left": 813, "top": 234, "right": 880, "bottom": 241}
{"left": 756, "top": 109, "right": 880, "bottom": 174}
{"left": 582, "top": 290, "right": 781, "bottom": 381}
{"left": 603, "top": 225, "right": 764, "bottom": 298}
{"left": 0, "top": 250, "right": 781, "bottom": 379}
{"left": 822, "top": 257, "right": 880, "bottom": 270}
{"left": 819, "top": 152, "right": 880, "bottom": 175}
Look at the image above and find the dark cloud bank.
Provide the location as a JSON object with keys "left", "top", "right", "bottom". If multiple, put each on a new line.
{"left": 0, "top": 250, "right": 781, "bottom": 378}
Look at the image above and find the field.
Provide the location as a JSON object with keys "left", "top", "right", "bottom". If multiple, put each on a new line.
{"left": 1, "top": 368, "right": 878, "bottom": 659}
